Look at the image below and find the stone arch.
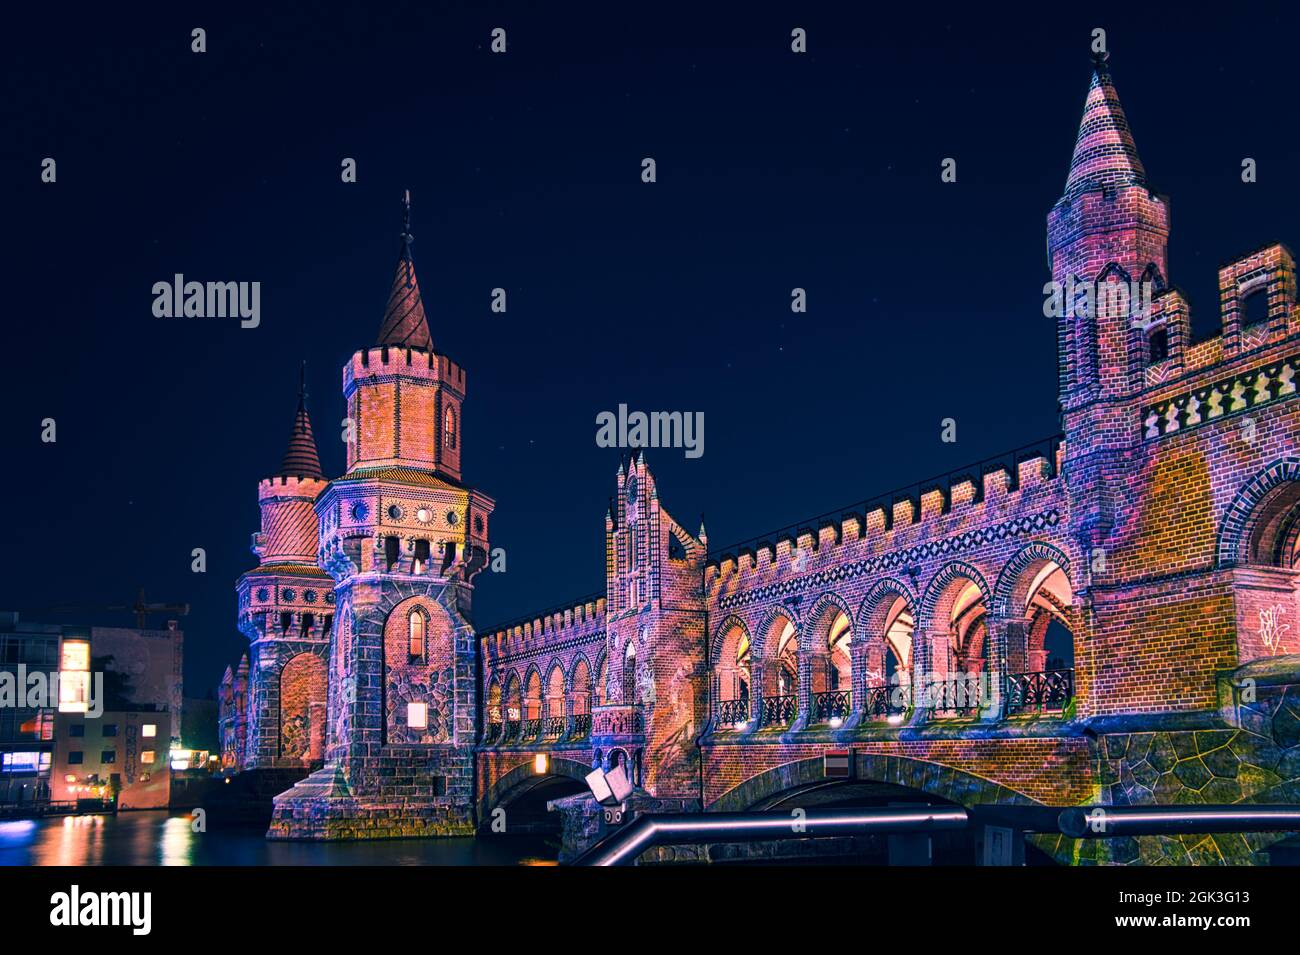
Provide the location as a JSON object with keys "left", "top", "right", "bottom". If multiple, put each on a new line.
{"left": 921, "top": 561, "right": 992, "bottom": 624}
{"left": 478, "top": 755, "right": 594, "bottom": 820}
{"left": 854, "top": 577, "right": 917, "bottom": 711}
{"left": 707, "top": 754, "right": 1041, "bottom": 814}
{"left": 804, "top": 592, "right": 854, "bottom": 705}
{"left": 279, "top": 651, "right": 327, "bottom": 763}
{"left": 710, "top": 614, "right": 753, "bottom": 667}
{"left": 918, "top": 562, "right": 993, "bottom": 710}
{"left": 992, "top": 541, "right": 1073, "bottom": 618}
{"left": 593, "top": 648, "right": 608, "bottom": 706}
{"left": 1217, "top": 458, "right": 1300, "bottom": 567}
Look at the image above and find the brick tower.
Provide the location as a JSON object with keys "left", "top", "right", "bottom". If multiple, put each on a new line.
{"left": 235, "top": 370, "right": 332, "bottom": 771}
{"left": 269, "top": 193, "right": 495, "bottom": 839}
{"left": 594, "top": 452, "right": 707, "bottom": 802}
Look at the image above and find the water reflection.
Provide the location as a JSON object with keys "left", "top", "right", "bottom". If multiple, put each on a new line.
{"left": 0, "top": 812, "right": 557, "bottom": 866}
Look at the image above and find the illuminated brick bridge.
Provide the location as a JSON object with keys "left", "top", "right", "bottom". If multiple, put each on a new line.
{"left": 222, "top": 59, "right": 1300, "bottom": 865}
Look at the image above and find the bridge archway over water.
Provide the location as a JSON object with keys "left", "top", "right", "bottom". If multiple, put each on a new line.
{"left": 707, "top": 755, "right": 1062, "bottom": 865}
{"left": 479, "top": 756, "right": 592, "bottom": 832}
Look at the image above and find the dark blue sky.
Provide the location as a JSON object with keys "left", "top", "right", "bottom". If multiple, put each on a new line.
{"left": 5, "top": 3, "right": 1299, "bottom": 698}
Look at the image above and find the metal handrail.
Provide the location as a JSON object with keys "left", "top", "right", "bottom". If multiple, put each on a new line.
{"left": 573, "top": 806, "right": 970, "bottom": 866}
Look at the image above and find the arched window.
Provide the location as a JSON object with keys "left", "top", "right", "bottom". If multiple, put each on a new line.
{"left": 408, "top": 610, "right": 425, "bottom": 658}
{"left": 444, "top": 405, "right": 457, "bottom": 450}
{"left": 622, "top": 640, "right": 637, "bottom": 703}
{"left": 1242, "top": 288, "right": 1269, "bottom": 328}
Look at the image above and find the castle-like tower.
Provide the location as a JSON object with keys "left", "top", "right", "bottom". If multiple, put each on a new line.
{"left": 234, "top": 194, "right": 495, "bottom": 839}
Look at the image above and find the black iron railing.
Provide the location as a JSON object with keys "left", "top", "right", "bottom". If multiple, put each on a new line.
{"left": 544, "top": 716, "right": 566, "bottom": 739}
{"left": 811, "top": 690, "right": 851, "bottom": 723}
{"left": 522, "top": 718, "right": 542, "bottom": 739}
{"left": 863, "top": 684, "right": 908, "bottom": 719}
{"left": 503, "top": 720, "right": 521, "bottom": 741}
{"left": 484, "top": 723, "right": 502, "bottom": 744}
{"left": 926, "top": 674, "right": 989, "bottom": 716}
{"left": 571, "top": 713, "right": 592, "bottom": 738}
{"left": 760, "top": 695, "right": 796, "bottom": 727}
{"left": 1006, "top": 669, "right": 1074, "bottom": 715}
{"left": 716, "top": 698, "right": 750, "bottom": 725}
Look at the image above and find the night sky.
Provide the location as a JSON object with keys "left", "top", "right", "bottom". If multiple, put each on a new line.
{"left": 5, "top": 4, "right": 1300, "bottom": 699}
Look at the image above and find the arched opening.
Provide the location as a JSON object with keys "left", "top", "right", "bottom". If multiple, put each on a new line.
{"left": 544, "top": 664, "right": 566, "bottom": 738}
{"left": 622, "top": 640, "right": 638, "bottom": 704}
{"left": 757, "top": 611, "right": 799, "bottom": 727}
{"left": 595, "top": 654, "right": 607, "bottom": 706}
{"left": 712, "top": 618, "right": 752, "bottom": 727}
{"left": 503, "top": 673, "right": 522, "bottom": 740}
{"left": 570, "top": 657, "right": 592, "bottom": 737}
{"left": 922, "top": 567, "right": 992, "bottom": 717}
{"left": 1224, "top": 468, "right": 1300, "bottom": 661}
{"left": 806, "top": 598, "right": 853, "bottom": 724}
{"left": 523, "top": 669, "right": 542, "bottom": 737}
{"left": 485, "top": 677, "right": 503, "bottom": 743}
{"left": 408, "top": 609, "right": 426, "bottom": 658}
{"left": 995, "top": 547, "right": 1075, "bottom": 715}
{"left": 857, "top": 584, "right": 916, "bottom": 722}
{"left": 444, "top": 405, "right": 458, "bottom": 450}
{"left": 279, "top": 653, "right": 326, "bottom": 764}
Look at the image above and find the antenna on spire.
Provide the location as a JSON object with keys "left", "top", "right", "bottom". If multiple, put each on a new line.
{"left": 1091, "top": 48, "right": 1110, "bottom": 71}
{"left": 299, "top": 360, "right": 308, "bottom": 401}
{"left": 400, "top": 189, "right": 414, "bottom": 289}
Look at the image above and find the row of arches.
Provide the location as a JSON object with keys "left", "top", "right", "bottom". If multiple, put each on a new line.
{"left": 712, "top": 545, "right": 1076, "bottom": 728}
{"left": 483, "top": 651, "right": 608, "bottom": 744}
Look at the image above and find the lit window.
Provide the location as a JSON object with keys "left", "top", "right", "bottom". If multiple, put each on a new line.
{"left": 407, "top": 702, "right": 428, "bottom": 729}
{"left": 444, "top": 406, "right": 457, "bottom": 450}
{"left": 141, "top": 751, "right": 155, "bottom": 765}
{"left": 409, "top": 611, "right": 425, "bottom": 657}
{"left": 142, "top": 724, "right": 156, "bottom": 738}
{"left": 58, "top": 639, "right": 91, "bottom": 713}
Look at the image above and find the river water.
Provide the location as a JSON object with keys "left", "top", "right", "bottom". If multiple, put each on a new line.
{"left": 0, "top": 811, "right": 558, "bottom": 866}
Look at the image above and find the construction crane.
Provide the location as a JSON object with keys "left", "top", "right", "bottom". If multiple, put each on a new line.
{"left": 30, "top": 587, "right": 190, "bottom": 629}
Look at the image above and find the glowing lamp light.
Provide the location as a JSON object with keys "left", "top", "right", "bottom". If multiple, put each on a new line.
{"left": 828, "top": 716, "right": 844, "bottom": 729}
{"left": 170, "top": 748, "right": 193, "bottom": 771}
{"left": 733, "top": 720, "right": 749, "bottom": 731}
{"left": 887, "top": 714, "right": 905, "bottom": 726}
{"left": 64, "top": 774, "right": 76, "bottom": 784}
{"left": 533, "top": 753, "right": 549, "bottom": 774}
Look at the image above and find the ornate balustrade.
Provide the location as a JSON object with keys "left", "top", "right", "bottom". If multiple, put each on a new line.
{"left": 521, "top": 718, "right": 542, "bottom": 740}
{"left": 759, "top": 695, "right": 796, "bottom": 727}
{"left": 862, "top": 684, "right": 908, "bottom": 719}
{"left": 927, "top": 674, "right": 987, "bottom": 716}
{"left": 503, "top": 720, "right": 521, "bottom": 741}
{"left": 1006, "top": 669, "right": 1074, "bottom": 715}
{"left": 811, "top": 690, "right": 851, "bottom": 723}
{"left": 570, "top": 713, "right": 592, "bottom": 738}
{"left": 484, "top": 723, "right": 502, "bottom": 744}
{"left": 544, "top": 716, "right": 566, "bottom": 739}
{"left": 593, "top": 704, "right": 644, "bottom": 738}
{"left": 716, "top": 697, "right": 750, "bottom": 726}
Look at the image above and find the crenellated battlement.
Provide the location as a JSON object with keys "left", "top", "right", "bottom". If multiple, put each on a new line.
{"left": 479, "top": 594, "right": 606, "bottom": 661}
{"left": 1139, "top": 243, "right": 1300, "bottom": 392}
{"left": 343, "top": 345, "right": 466, "bottom": 397}
{"left": 704, "top": 436, "right": 1063, "bottom": 584}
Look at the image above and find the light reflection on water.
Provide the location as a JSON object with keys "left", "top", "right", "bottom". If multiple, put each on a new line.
{"left": 0, "top": 812, "right": 557, "bottom": 866}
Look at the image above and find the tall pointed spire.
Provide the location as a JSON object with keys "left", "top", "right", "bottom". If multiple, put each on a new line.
{"left": 278, "top": 361, "right": 324, "bottom": 479}
{"left": 376, "top": 189, "right": 433, "bottom": 350}
{"left": 1063, "top": 53, "right": 1147, "bottom": 198}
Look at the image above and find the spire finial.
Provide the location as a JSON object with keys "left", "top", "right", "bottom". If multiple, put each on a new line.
{"left": 401, "top": 189, "right": 414, "bottom": 288}
{"left": 1091, "top": 48, "right": 1110, "bottom": 71}
{"left": 298, "top": 360, "right": 308, "bottom": 405}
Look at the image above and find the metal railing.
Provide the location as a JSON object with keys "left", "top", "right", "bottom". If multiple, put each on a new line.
{"left": 573, "top": 802, "right": 1300, "bottom": 866}
{"left": 521, "top": 718, "right": 542, "bottom": 740}
{"left": 760, "top": 695, "right": 796, "bottom": 727}
{"left": 483, "top": 723, "right": 502, "bottom": 744}
{"left": 811, "top": 690, "right": 851, "bottom": 723}
{"left": 926, "top": 674, "right": 987, "bottom": 716}
{"left": 570, "top": 714, "right": 592, "bottom": 738}
{"left": 863, "top": 684, "right": 908, "bottom": 719}
{"left": 544, "top": 716, "right": 566, "bottom": 739}
{"left": 503, "top": 720, "right": 521, "bottom": 742}
{"left": 716, "top": 698, "right": 750, "bottom": 725}
{"left": 1006, "top": 669, "right": 1074, "bottom": 715}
